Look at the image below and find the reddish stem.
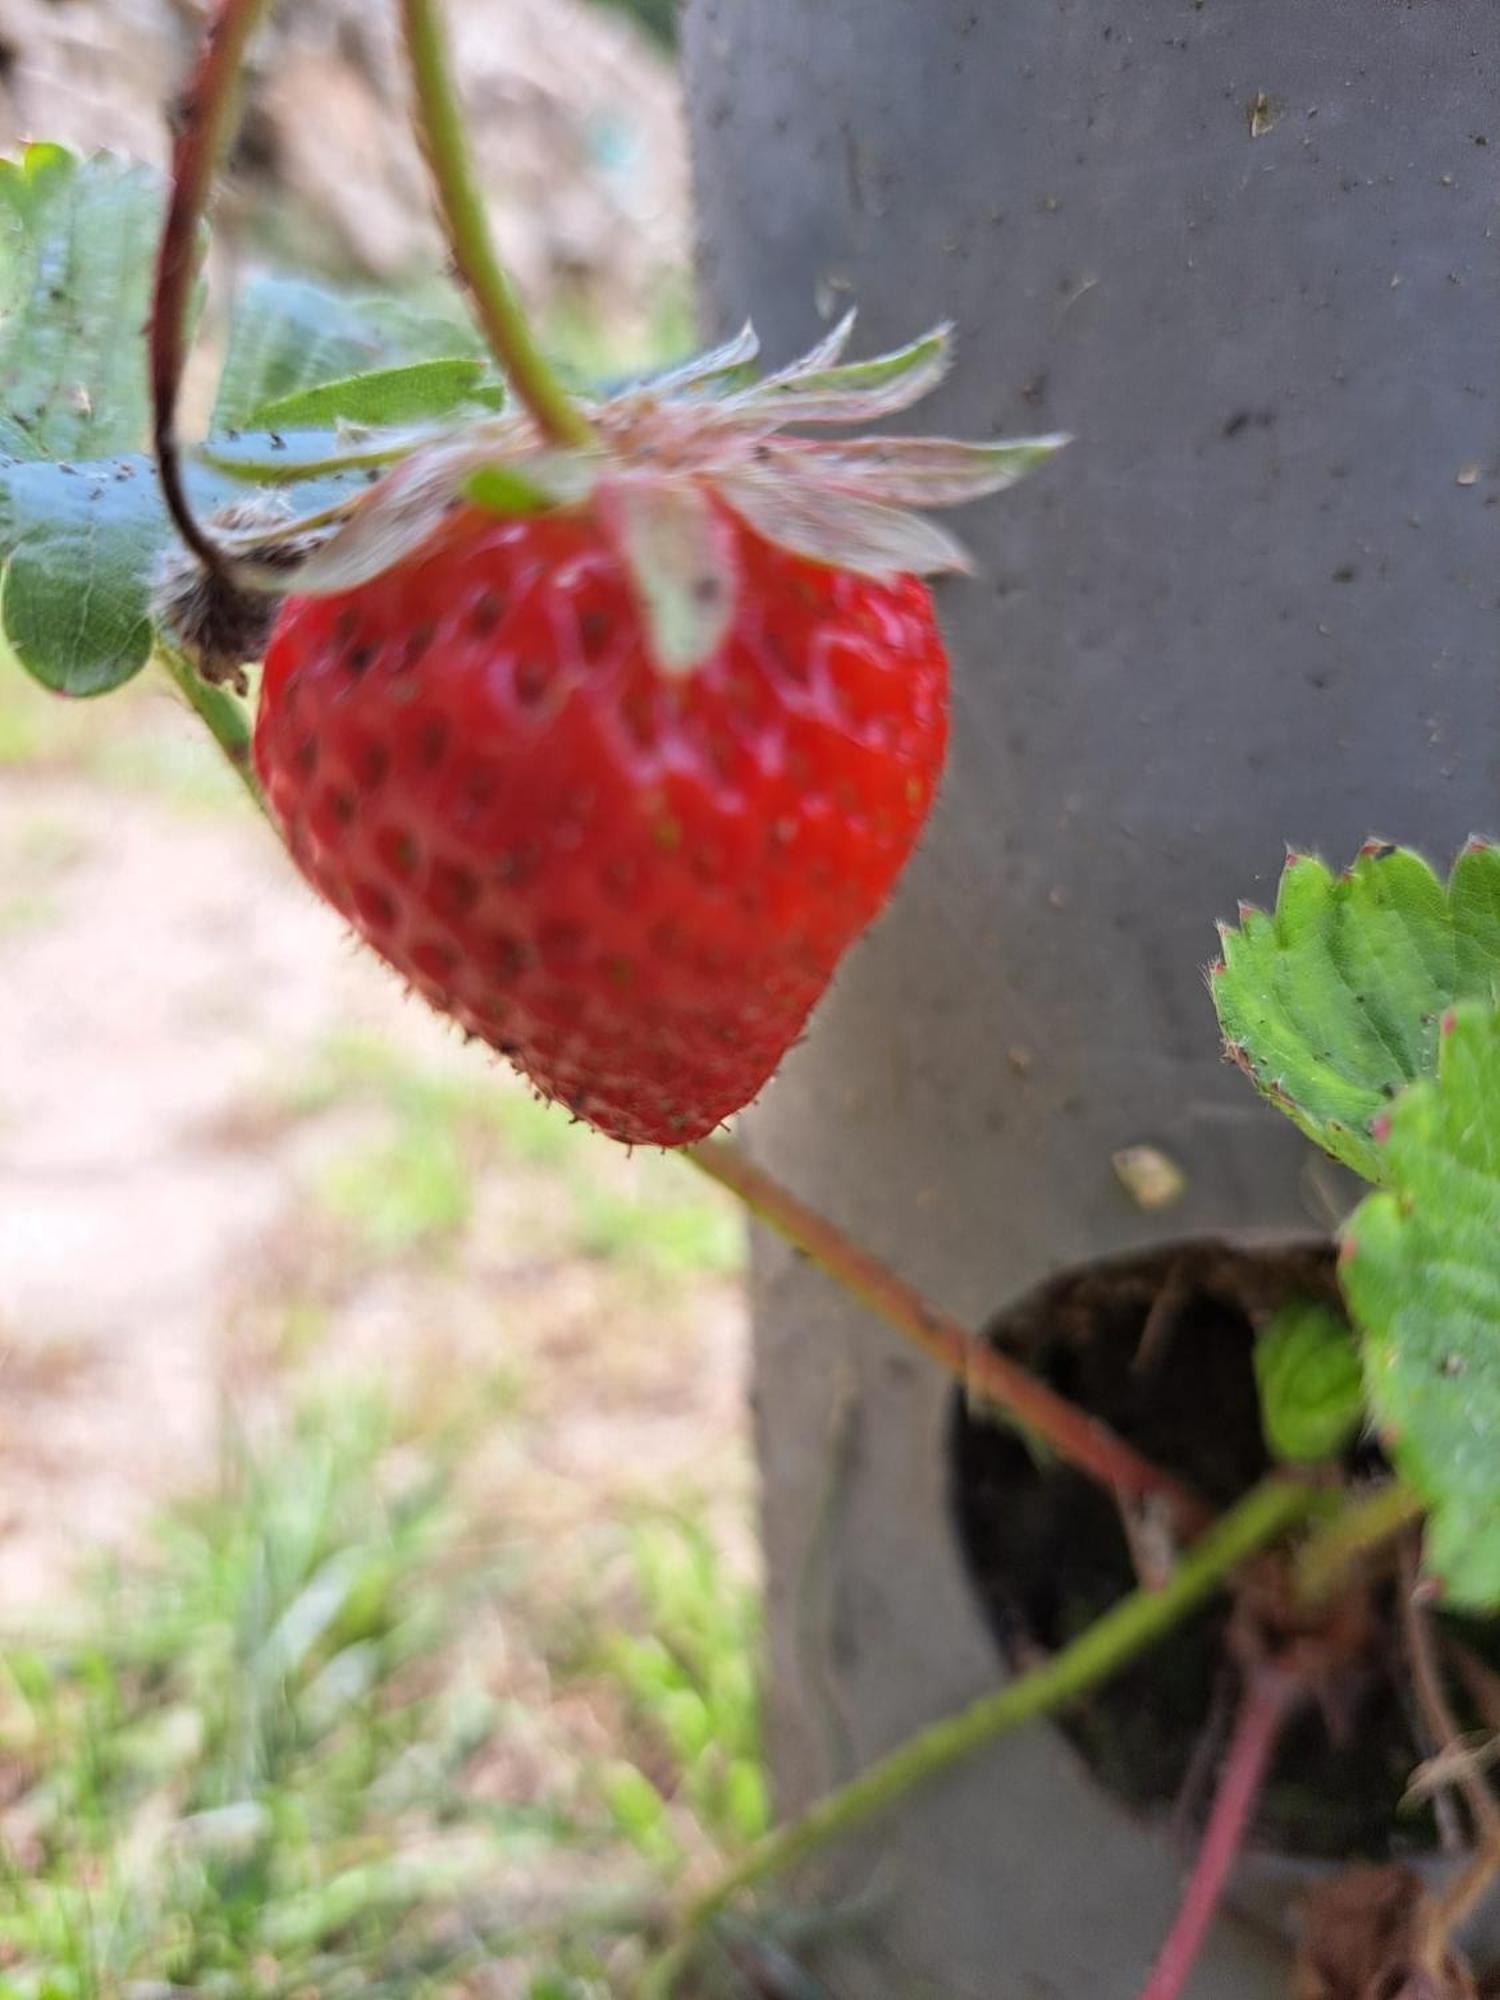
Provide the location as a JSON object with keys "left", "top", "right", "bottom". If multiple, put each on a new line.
{"left": 1136, "top": 1667, "right": 1301, "bottom": 2000}
{"left": 151, "top": 0, "right": 274, "bottom": 577}
{"left": 686, "top": 1137, "right": 1214, "bottom": 1542}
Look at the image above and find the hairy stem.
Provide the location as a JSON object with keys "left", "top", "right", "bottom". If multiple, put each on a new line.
{"left": 150, "top": 0, "right": 275, "bottom": 576}
{"left": 398, "top": 0, "right": 593, "bottom": 447}
{"left": 686, "top": 1136, "right": 1214, "bottom": 1540}
{"left": 637, "top": 1477, "right": 1318, "bottom": 1999}
{"left": 158, "top": 645, "right": 265, "bottom": 813}
{"left": 1135, "top": 1667, "right": 1302, "bottom": 2000}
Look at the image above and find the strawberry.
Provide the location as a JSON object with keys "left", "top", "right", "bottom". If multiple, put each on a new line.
{"left": 251, "top": 319, "right": 1062, "bottom": 1145}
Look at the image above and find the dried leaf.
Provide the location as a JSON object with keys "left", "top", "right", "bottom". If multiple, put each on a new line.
{"left": 294, "top": 432, "right": 602, "bottom": 596}
{"left": 766, "top": 432, "right": 1069, "bottom": 506}
{"left": 717, "top": 465, "right": 971, "bottom": 576}
{"left": 753, "top": 308, "right": 859, "bottom": 389}
{"left": 641, "top": 322, "right": 761, "bottom": 398}
{"left": 726, "top": 324, "right": 952, "bottom": 426}
{"left": 1293, "top": 1865, "right": 1477, "bottom": 2000}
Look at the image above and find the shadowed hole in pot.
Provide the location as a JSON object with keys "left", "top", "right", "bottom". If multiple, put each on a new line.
{"left": 949, "top": 1240, "right": 1500, "bottom": 1863}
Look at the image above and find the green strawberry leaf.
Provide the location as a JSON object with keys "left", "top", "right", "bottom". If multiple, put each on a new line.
{"left": 1212, "top": 842, "right": 1500, "bottom": 1181}
{"left": 1253, "top": 1301, "right": 1364, "bottom": 1466}
{"left": 0, "top": 147, "right": 491, "bottom": 699}
{"left": 0, "top": 145, "right": 166, "bottom": 461}
{"left": 1339, "top": 1005, "right": 1500, "bottom": 1609}
{"left": 211, "top": 274, "right": 483, "bottom": 433}
{"left": 0, "top": 456, "right": 164, "bottom": 694}
{"left": 0, "top": 454, "right": 358, "bottom": 696}
{"left": 251, "top": 357, "right": 502, "bottom": 431}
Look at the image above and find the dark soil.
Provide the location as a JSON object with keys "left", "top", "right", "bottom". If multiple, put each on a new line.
{"left": 949, "top": 1240, "right": 1493, "bottom": 1862}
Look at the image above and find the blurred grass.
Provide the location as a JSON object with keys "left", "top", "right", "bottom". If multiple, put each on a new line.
{"left": 296, "top": 1032, "right": 744, "bottom": 1281}
{"left": 0, "top": 245, "right": 774, "bottom": 1987}
{"left": 0, "top": 664, "right": 247, "bottom": 814}
{"left": 0, "top": 1393, "right": 764, "bottom": 1997}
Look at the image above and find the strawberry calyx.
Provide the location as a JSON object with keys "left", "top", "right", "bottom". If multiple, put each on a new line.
{"left": 209, "top": 315, "right": 1066, "bottom": 678}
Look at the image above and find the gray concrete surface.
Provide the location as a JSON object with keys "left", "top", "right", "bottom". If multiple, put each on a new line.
{"left": 683, "top": 5, "right": 1500, "bottom": 1992}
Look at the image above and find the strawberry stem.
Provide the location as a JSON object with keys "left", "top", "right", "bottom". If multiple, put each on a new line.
{"left": 156, "top": 643, "right": 265, "bottom": 816}
{"left": 398, "top": 0, "right": 595, "bottom": 449}
{"left": 1135, "top": 1666, "right": 1302, "bottom": 2000}
{"left": 637, "top": 1478, "right": 1320, "bottom": 2000}
{"left": 686, "top": 1136, "right": 1215, "bottom": 1541}
{"left": 150, "top": 0, "right": 275, "bottom": 580}
{"left": 1293, "top": 1478, "right": 1423, "bottom": 1605}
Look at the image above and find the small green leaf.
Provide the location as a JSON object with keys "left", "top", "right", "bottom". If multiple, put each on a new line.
{"left": 252, "top": 357, "right": 502, "bottom": 431}
{"left": 1253, "top": 1301, "right": 1363, "bottom": 1464}
{"left": 463, "top": 463, "right": 557, "bottom": 515}
{"left": 1340, "top": 1005, "right": 1500, "bottom": 1609}
{"left": 463, "top": 453, "right": 596, "bottom": 517}
{"left": 212, "top": 274, "right": 482, "bottom": 433}
{"left": 599, "top": 1761, "right": 678, "bottom": 1863}
{"left": 0, "top": 145, "right": 166, "bottom": 461}
{"left": 1213, "top": 843, "right": 1500, "bottom": 1180}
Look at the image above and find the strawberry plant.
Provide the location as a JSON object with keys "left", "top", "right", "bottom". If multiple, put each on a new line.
{"left": 6, "top": 4, "right": 1500, "bottom": 1997}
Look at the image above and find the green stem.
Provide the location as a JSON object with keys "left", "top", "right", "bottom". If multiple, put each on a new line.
{"left": 398, "top": 0, "right": 593, "bottom": 448}
{"left": 1294, "top": 1479, "right": 1424, "bottom": 1605}
{"left": 638, "top": 1476, "right": 1319, "bottom": 1999}
{"left": 156, "top": 645, "right": 265, "bottom": 816}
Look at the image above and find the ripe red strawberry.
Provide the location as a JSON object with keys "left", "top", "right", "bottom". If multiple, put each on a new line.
{"left": 256, "top": 499, "right": 944, "bottom": 1144}
{"left": 251, "top": 319, "right": 1061, "bottom": 1144}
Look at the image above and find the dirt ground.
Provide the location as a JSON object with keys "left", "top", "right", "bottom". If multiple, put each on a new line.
{"left": 0, "top": 671, "right": 753, "bottom": 1616}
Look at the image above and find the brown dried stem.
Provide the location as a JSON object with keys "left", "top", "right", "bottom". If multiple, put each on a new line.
{"left": 686, "top": 1136, "right": 1214, "bottom": 1540}
{"left": 150, "top": 0, "right": 275, "bottom": 578}
{"left": 1401, "top": 1536, "right": 1500, "bottom": 1852}
{"left": 1400, "top": 1539, "right": 1500, "bottom": 1969}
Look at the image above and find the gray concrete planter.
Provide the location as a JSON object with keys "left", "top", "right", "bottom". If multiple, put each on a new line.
{"left": 681, "top": 4, "right": 1500, "bottom": 1994}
